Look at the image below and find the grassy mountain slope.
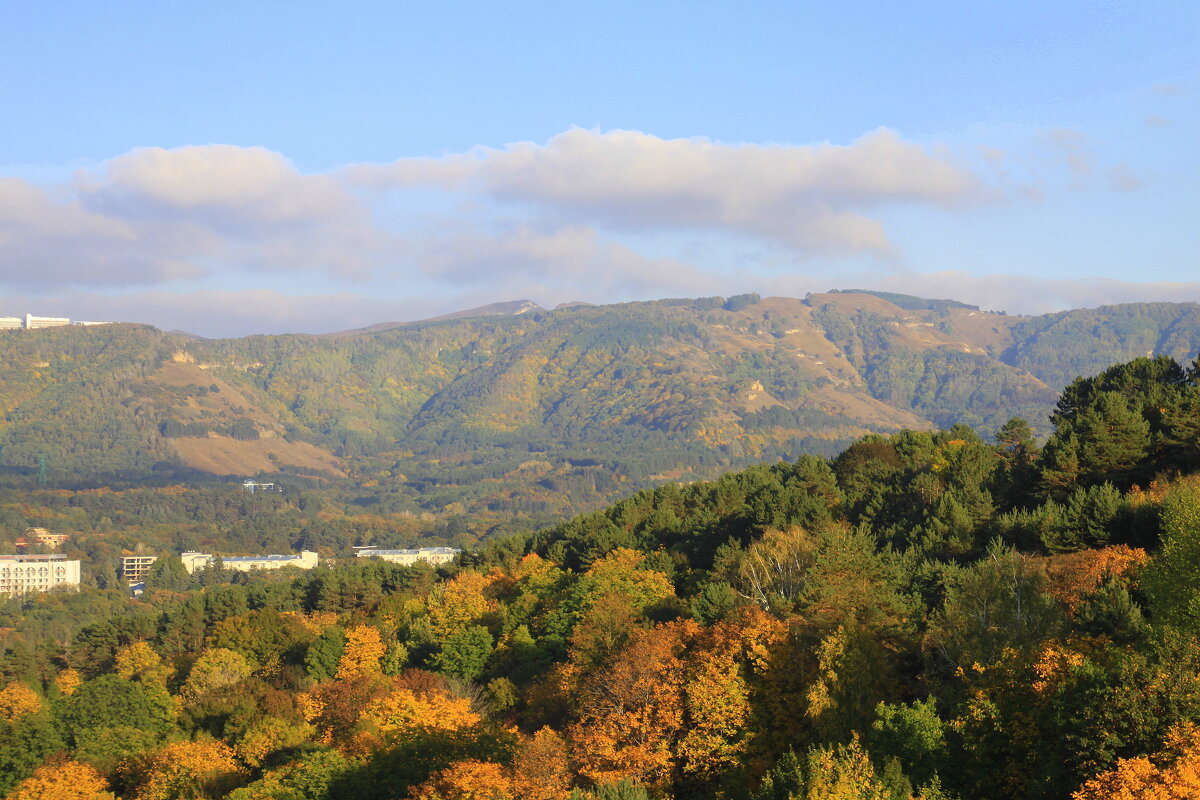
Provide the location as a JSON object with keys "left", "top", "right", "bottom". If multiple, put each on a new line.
{"left": 0, "top": 293, "right": 1197, "bottom": 515}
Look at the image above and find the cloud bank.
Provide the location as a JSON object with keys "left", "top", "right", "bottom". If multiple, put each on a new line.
{"left": 352, "top": 127, "right": 985, "bottom": 256}
{"left": 0, "top": 128, "right": 1180, "bottom": 336}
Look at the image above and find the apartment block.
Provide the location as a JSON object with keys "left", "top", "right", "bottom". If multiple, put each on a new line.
{"left": 120, "top": 555, "right": 158, "bottom": 583}
{"left": 0, "top": 554, "right": 81, "bottom": 596}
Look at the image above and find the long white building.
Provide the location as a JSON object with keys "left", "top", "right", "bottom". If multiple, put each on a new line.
{"left": 355, "top": 546, "right": 460, "bottom": 566}
{"left": 0, "top": 554, "right": 81, "bottom": 596}
{"left": 0, "top": 314, "right": 113, "bottom": 331}
{"left": 25, "top": 314, "right": 71, "bottom": 329}
{"left": 181, "top": 550, "right": 319, "bottom": 574}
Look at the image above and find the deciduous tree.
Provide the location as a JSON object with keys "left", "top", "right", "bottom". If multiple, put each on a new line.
{"left": 6, "top": 760, "right": 115, "bottom": 800}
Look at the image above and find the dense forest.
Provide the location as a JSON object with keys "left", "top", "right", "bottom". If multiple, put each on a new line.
{"left": 2, "top": 353, "right": 1200, "bottom": 798}
{"left": 1, "top": 293, "right": 1200, "bottom": 526}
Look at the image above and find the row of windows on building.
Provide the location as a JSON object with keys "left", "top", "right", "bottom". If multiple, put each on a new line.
{"left": 0, "top": 555, "right": 81, "bottom": 596}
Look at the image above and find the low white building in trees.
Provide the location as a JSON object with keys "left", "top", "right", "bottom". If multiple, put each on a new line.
{"left": 181, "top": 550, "right": 319, "bottom": 574}
{"left": 354, "top": 546, "right": 460, "bottom": 566}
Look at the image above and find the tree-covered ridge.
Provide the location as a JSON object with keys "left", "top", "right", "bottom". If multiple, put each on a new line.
{"left": 2, "top": 353, "right": 1200, "bottom": 799}
{"left": 0, "top": 295, "right": 1198, "bottom": 522}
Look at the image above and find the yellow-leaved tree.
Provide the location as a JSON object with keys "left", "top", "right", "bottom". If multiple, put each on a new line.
{"left": 114, "top": 641, "right": 171, "bottom": 687}
{"left": 803, "top": 736, "right": 892, "bottom": 800}
{"left": 235, "top": 716, "right": 315, "bottom": 767}
{"left": 362, "top": 686, "right": 481, "bottom": 739}
{"left": 180, "top": 647, "right": 253, "bottom": 704}
{"left": 7, "top": 760, "right": 115, "bottom": 800}
{"left": 123, "top": 739, "right": 248, "bottom": 800}
{"left": 408, "top": 759, "right": 514, "bottom": 800}
{"left": 426, "top": 572, "right": 495, "bottom": 639}
{"left": 0, "top": 681, "right": 42, "bottom": 721}
{"left": 55, "top": 667, "right": 83, "bottom": 697}
{"left": 335, "top": 625, "right": 386, "bottom": 679}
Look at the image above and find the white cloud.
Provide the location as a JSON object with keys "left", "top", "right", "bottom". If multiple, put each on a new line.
{"left": 80, "top": 145, "right": 355, "bottom": 230}
{"left": 0, "top": 177, "right": 202, "bottom": 286}
{"left": 417, "top": 222, "right": 718, "bottom": 295}
{"left": 0, "top": 146, "right": 393, "bottom": 289}
{"left": 4, "top": 129, "right": 1158, "bottom": 332}
{"left": 350, "top": 127, "right": 985, "bottom": 256}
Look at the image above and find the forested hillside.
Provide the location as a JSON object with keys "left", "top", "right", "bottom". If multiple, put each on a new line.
{"left": 1, "top": 354, "right": 1200, "bottom": 799}
{"left": 2, "top": 293, "right": 1200, "bottom": 522}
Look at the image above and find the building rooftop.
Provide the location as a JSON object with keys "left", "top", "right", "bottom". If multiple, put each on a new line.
{"left": 359, "top": 547, "right": 460, "bottom": 555}
{"left": 0, "top": 554, "right": 70, "bottom": 562}
{"left": 221, "top": 553, "right": 308, "bottom": 562}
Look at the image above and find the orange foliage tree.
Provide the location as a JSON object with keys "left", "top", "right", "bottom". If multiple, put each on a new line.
{"left": 677, "top": 617, "right": 756, "bottom": 783}
{"left": 6, "top": 760, "right": 116, "bottom": 800}
{"left": 569, "top": 620, "right": 697, "bottom": 789}
{"left": 297, "top": 673, "right": 396, "bottom": 745}
{"left": 675, "top": 607, "right": 799, "bottom": 785}
{"left": 1072, "top": 722, "right": 1200, "bottom": 800}
{"left": 510, "top": 727, "right": 572, "bottom": 800}
{"left": 409, "top": 759, "right": 514, "bottom": 800}
{"left": 1040, "top": 545, "right": 1150, "bottom": 614}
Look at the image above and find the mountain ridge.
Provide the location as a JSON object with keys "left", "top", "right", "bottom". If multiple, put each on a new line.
{"left": 1, "top": 292, "right": 1197, "bottom": 518}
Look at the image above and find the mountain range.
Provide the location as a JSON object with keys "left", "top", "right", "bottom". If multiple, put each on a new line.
{"left": 2, "top": 290, "right": 1198, "bottom": 517}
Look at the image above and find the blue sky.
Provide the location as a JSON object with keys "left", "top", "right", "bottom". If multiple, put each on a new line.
{"left": 0, "top": 1, "right": 1195, "bottom": 336}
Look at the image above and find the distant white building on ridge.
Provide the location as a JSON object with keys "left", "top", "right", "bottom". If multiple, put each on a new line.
{"left": 0, "top": 314, "right": 113, "bottom": 330}
{"left": 25, "top": 314, "right": 71, "bottom": 329}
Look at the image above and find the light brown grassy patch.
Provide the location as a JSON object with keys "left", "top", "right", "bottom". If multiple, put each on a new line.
{"left": 171, "top": 435, "right": 343, "bottom": 477}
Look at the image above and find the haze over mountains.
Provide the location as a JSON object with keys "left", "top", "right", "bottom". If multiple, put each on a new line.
{"left": 2, "top": 290, "right": 1198, "bottom": 517}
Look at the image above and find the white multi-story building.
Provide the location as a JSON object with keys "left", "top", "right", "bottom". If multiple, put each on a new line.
{"left": 181, "top": 550, "right": 319, "bottom": 574}
{"left": 355, "top": 546, "right": 460, "bottom": 566}
{"left": 24, "top": 314, "right": 71, "bottom": 329}
{"left": 0, "top": 554, "right": 81, "bottom": 596}
{"left": 0, "top": 317, "right": 22, "bottom": 330}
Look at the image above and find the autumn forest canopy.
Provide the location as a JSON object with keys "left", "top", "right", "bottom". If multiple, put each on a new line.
{"left": 1, "top": 343, "right": 1200, "bottom": 799}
